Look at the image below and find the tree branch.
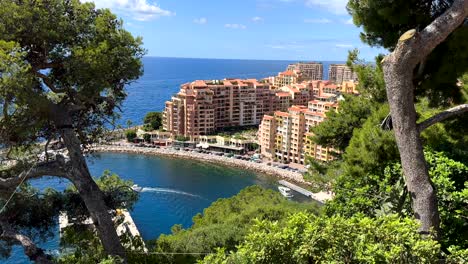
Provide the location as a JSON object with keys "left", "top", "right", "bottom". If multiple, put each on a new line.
{"left": 33, "top": 72, "right": 66, "bottom": 94}
{"left": 34, "top": 61, "right": 62, "bottom": 70}
{"left": 0, "top": 221, "right": 52, "bottom": 264}
{"left": 0, "top": 159, "right": 70, "bottom": 191}
{"left": 388, "top": 0, "right": 468, "bottom": 69}
{"left": 418, "top": 104, "right": 468, "bottom": 133}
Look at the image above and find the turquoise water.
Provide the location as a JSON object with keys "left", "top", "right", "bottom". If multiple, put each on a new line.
{"left": 5, "top": 152, "right": 281, "bottom": 263}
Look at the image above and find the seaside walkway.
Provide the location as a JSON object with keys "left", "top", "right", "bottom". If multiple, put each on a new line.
{"left": 278, "top": 180, "right": 332, "bottom": 204}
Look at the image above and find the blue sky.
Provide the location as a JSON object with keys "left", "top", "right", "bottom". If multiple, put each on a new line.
{"left": 83, "top": 0, "right": 386, "bottom": 61}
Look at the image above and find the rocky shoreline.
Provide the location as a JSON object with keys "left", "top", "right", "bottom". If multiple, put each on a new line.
{"left": 91, "top": 144, "right": 308, "bottom": 184}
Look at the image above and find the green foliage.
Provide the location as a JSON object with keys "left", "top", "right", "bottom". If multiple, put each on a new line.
{"left": 342, "top": 104, "right": 399, "bottom": 177}
{"left": 0, "top": 0, "right": 144, "bottom": 149}
{"left": 175, "top": 135, "right": 190, "bottom": 142}
{"left": 125, "top": 130, "right": 137, "bottom": 142}
{"left": 143, "top": 133, "right": 151, "bottom": 143}
{"left": 347, "top": 0, "right": 467, "bottom": 106}
{"left": 202, "top": 213, "right": 441, "bottom": 263}
{"left": 0, "top": 171, "right": 138, "bottom": 261}
{"left": 324, "top": 105, "right": 400, "bottom": 217}
{"left": 347, "top": 0, "right": 448, "bottom": 49}
{"left": 143, "top": 112, "right": 163, "bottom": 131}
{"left": 326, "top": 149, "right": 468, "bottom": 252}
{"left": 310, "top": 94, "right": 375, "bottom": 151}
{"left": 347, "top": 49, "right": 387, "bottom": 103}
{"left": 152, "top": 186, "right": 320, "bottom": 263}
{"left": 417, "top": 99, "right": 468, "bottom": 163}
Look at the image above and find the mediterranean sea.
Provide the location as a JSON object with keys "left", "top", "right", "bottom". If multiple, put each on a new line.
{"left": 6, "top": 57, "right": 334, "bottom": 263}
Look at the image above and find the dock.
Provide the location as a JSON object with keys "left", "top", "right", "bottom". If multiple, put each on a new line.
{"left": 278, "top": 180, "right": 333, "bottom": 203}
{"left": 59, "top": 209, "right": 147, "bottom": 252}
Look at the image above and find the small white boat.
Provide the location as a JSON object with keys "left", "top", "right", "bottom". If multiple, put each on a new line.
{"left": 278, "top": 186, "right": 294, "bottom": 198}
{"left": 131, "top": 184, "right": 143, "bottom": 192}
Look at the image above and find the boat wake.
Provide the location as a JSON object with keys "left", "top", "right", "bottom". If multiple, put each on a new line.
{"left": 139, "top": 187, "right": 202, "bottom": 198}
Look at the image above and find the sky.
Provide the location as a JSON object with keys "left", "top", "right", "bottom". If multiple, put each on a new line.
{"left": 82, "top": 0, "right": 387, "bottom": 61}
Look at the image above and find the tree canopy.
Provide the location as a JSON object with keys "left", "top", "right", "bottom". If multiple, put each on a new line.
{"left": 0, "top": 0, "right": 144, "bottom": 260}
{"left": 152, "top": 186, "right": 320, "bottom": 263}
{"left": 143, "top": 112, "right": 163, "bottom": 131}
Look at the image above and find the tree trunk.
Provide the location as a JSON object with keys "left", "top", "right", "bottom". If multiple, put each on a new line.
{"left": 59, "top": 127, "right": 127, "bottom": 260}
{"left": 383, "top": 65, "right": 440, "bottom": 237}
{"left": 381, "top": 0, "right": 467, "bottom": 239}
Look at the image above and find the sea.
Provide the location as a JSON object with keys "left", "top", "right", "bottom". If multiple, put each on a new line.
{"left": 5, "top": 57, "right": 338, "bottom": 263}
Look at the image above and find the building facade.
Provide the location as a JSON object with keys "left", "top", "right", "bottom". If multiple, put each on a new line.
{"left": 287, "top": 62, "right": 323, "bottom": 81}
{"left": 163, "top": 79, "right": 275, "bottom": 138}
{"left": 273, "top": 70, "right": 299, "bottom": 87}
{"left": 258, "top": 93, "right": 341, "bottom": 164}
{"left": 328, "top": 64, "right": 358, "bottom": 83}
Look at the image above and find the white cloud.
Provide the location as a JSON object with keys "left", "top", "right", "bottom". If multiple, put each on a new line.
{"left": 193, "top": 17, "right": 207, "bottom": 24}
{"left": 305, "top": 0, "right": 348, "bottom": 15}
{"left": 225, "top": 24, "right": 247, "bottom": 29}
{"left": 335, "top": 44, "right": 353, "bottom": 48}
{"left": 344, "top": 18, "right": 353, "bottom": 25}
{"left": 81, "top": 0, "right": 174, "bottom": 21}
{"left": 303, "top": 18, "right": 332, "bottom": 24}
{"left": 252, "top": 16, "right": 264, "bottom": 23}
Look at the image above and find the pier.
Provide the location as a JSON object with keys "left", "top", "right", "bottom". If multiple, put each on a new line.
{"left": 278, "top": 180, "right": 333, "bottom": 203}
{"left": 59, "top": 209, "right": 147, "bottom": 252}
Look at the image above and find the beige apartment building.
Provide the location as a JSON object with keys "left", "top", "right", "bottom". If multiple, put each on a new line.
{"left": 328, "top": 64, "right": 358, "bottom": 83}
{"left": 273, "top": 70, "right": 299, "bottom": 87}
{"left": 163, "top": 79, "right": 275, "bottom": 138}
{"left": 287, "top": 62, "right": 323, "bottom": 81}
{"left": 258, "top": 93, "right": 341, "bottom": 164}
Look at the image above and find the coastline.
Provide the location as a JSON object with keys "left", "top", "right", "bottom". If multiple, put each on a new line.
{"left": 91, "top": 144, "right": 307, "bottom": 184}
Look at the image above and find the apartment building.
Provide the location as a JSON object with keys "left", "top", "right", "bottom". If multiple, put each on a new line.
{"left": 328, "top": 64, "right": 358, "bottom": 83}
{"left": 258, "top": 93, "right": 341, "bottom": 164}
{"left": 287, "top": 62, "right": 323, "bottom": 81}
{"left": 273, "top": 70, "right": 299, "bottom": 87}
{"left": 163, "top": 79, "right": 275, "bottom": 138}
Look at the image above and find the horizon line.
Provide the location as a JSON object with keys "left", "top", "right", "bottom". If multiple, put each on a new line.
{"left": 143, "top": 55, "right": 347, "bottom": 63}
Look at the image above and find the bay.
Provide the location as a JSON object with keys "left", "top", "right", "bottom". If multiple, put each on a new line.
{"left": 5, "top": 152, "right": 280, "bottom": 263}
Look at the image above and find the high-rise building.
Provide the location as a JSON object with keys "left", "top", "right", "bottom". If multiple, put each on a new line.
{"left": 287, "top": 62, "right": 323, "bottom": 81}
{"left": 258, "top": 93, "right": 341, "bottom": 164}
{"left": 328, "top": 64, "right": 358, "bottom": 83}
{"left": 163, "top": 79, "right": 275, "bottom": 138}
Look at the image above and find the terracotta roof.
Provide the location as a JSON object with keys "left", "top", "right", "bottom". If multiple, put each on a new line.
{"left": 290, "top": 88, "right": 300, "bottom": 93}
{"left": 289, "top": 105, "right": 307, "bottom": 112}
{"left": 325, "top": 84, "right": 338, "bottom": 89}
{"left": 304, "top": 110, "right": 325, "bottom": 117}
{"left": 276, "top": 92, "right": 291, "bottom": 97}
{"left": 263, "top": 115, "right": 274, "bottom": 121}
{"left": 274, "top": 111, "right": 290, "bottom": 117}
{"left": 280, "top": 70, "right": 295, "bottom": 76}
{"left": 193, "top": 80, "right": 207, "bottom": 87}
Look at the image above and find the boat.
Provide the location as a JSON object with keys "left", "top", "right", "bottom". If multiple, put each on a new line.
{"left": 131, "top": 184, "right": 143, "bottom": 192}
{"left": 278, "top": 186, "right": 294, "bottom": 198}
